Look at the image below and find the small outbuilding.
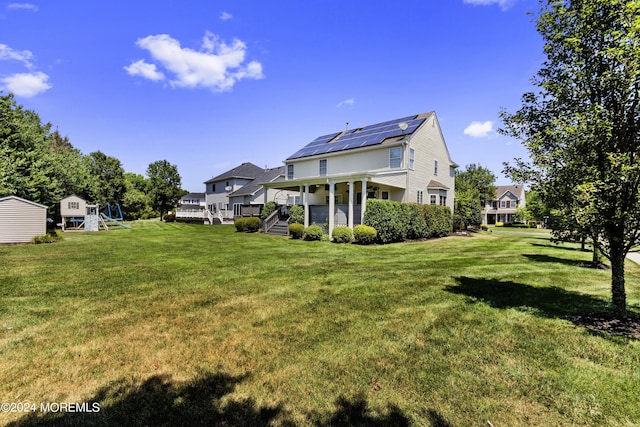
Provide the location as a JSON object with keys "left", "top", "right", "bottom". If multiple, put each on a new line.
{"left": 0, "top": 195, "right": 48, "bottom": 244}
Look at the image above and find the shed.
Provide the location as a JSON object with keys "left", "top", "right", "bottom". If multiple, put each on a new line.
{"left": 0, "top": 196, "right": 48, "bottom": 244}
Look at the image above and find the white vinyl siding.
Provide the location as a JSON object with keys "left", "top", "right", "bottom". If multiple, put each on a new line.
{"left": 0, "top": 196, "right": 47, "bottom": 243}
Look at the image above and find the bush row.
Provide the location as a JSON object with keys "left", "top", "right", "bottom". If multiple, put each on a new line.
{"left": 363, "top": 199, "right": 452, "bottom": 244}
{"left": 234, "top": 217, "right": 261, "bottom": 232}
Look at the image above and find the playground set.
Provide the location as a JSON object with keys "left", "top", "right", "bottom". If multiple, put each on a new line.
{"left": 59, "top": 195, "right": 130, "bottom": 231}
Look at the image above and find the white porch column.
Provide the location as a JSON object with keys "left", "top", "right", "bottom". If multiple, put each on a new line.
{"left": 304, "top": 184, "right": 309, "bottom": 228}
{"left": 348, "top": 181, "right": 354, "bottom": 229}
{"left": 299, "top": 185, "right": 303, "bottom": 207}
{"left": 328, "top": 181, "right": 335, "bottom": 238}
{"left": 361, "top": 178, "right": 368, "bottom": 224}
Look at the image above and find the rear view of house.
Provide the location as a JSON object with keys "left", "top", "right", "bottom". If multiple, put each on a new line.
{"left": 0, "top": 196, "right": 47, "bottom": 243}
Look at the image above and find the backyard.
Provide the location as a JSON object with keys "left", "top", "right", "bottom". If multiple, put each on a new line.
{"left": 1, "top": 222, "right": 639, "bottom": 426}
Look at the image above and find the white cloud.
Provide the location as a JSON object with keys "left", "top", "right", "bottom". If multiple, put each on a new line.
{"left": 220, "top": 12, "right": 233, "bottom": 21}
{"left": 336, "top": 98, "right": 355, "bottom": 108}
{"left": 463, "top": 0, "right": 516, "bottom": 11}
{"left": 125, "top": 32, "right": 264, "bottom": 92}
{"left": 0, "top": 43, "right": 34, "bottom": 68}
{"left": 123, "top": 60, "right": 165, "bottom": 81}
{"left": 7, "top": 3, "right": 38, "bottom": 12}
{"left": 464, "top": 120, "right": 494, "bottom": 138}
{"left": 1, "top": 72, "right": 51, "bottom": 97}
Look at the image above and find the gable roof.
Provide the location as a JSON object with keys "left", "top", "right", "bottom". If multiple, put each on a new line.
{"left": 495, "top": 185, "right": 525, "bottom": 200}
{"left": 286, "top": 112, "right": 434, "bottom": 161}
{"left": 204, "top": 162, "right": 265, "bottom": 184}
{"left": 0, "top": 195, "right": 48, "bottom": 209}
{"left": 230, "top": 166, "right": 285, "bottom": 197}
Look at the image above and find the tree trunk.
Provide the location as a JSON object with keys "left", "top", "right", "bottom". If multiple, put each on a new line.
{"left": 610, "top": 245, "right": 627, "bottom": 318}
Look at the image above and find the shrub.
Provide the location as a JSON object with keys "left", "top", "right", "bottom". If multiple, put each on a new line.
{"left": 481, "top": 225, "right": 489, "bottom": 231}
{"left": 353, "top": 225, "right": 377, "bottom": 245}
{"left": 32, "top": 233, "right": 56, "bottom": 244}
{"left": 289, "top": 204, "right": 304, "bottom": 224}
{"left": 260, "top": 201, "right": 277, "bottom": 220}
{"left": 234, "top": 218, "right": 247, "bottom": 232}
{"left": 163, "top": 213, "right": 176, "bottom": 222}
{"left": 363, "top": 199, "right": 406, "bottom": 244}
{"left": 303, "top": 224, "right": 323, "bottom": 241}
{"left": 404, "top": 203, "right": 429, "bottom": 239}
{"left": 421, "top": 204, "right": 453, "bottom": 237}
{"left": 245, "top": 217, "right": 261, "bottom": 232}
{"left": 331, "top": 226, "right": 353, "bottom": 243}
{"left": 289, "top": 223, "right": 304, "bottom": 239}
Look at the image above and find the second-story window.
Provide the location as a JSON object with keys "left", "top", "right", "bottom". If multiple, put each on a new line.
{"left": 389, "top": 147, "right": 402, "bottom": 168}
{"left": 409, "top": 148, "right": 415, "bottom": 170}
{"left": 319, "top": 159, "right": 327, "bottom": 176}
{"left": 287, "top": 164, "right": 294, "bottom": 180}
{"left": 434, "top": 159, "right": 439, "bottom": 176}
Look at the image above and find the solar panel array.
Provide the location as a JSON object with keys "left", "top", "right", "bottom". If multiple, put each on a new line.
{"left": 286, "top": 114, "right": 425, "bottom": 160}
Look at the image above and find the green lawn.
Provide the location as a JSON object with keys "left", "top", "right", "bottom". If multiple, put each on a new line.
{"left": 1, "top": 222, "right": 639, "bottom": 426}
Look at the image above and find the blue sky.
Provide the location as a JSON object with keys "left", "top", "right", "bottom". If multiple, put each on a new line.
{"left": 1, "top": 0, "right": 543, "bottom": 191}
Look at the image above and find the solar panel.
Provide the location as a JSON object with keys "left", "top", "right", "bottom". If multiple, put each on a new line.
{"left": 286, "top": 114, "right": 426, "bottom": 160}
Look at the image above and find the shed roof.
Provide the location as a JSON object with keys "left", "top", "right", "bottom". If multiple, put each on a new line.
{"left": 0, "top": 195, "right": 48, "bottom": 209}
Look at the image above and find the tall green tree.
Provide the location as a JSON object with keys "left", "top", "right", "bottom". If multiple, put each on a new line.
{"left": 0, "top": 93, "right": 60, "bottom": 207}
{"left": 146, "top": 160, "right": 186, "bottom": 220}
{"left": 454, "top": 164, "right": 497, "bottom": 229}
{"left": 500, "top": 0, "right": 640, "bottom": 316}
{"left": 88, "top": 151, "right": 126, "bottom": 206}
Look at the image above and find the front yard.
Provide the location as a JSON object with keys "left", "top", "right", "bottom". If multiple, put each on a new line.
{"left": 1, "top": 221, "right": 639, "bottom": 426}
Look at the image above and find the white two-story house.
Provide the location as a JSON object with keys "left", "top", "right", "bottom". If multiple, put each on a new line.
{"left": 481, "top": 185, "right": 526, "bottom": 225}
{"left": 264, "top": 112, "right": 457, "bottom": 235}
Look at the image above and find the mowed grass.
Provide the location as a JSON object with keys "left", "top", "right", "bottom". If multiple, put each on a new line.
{"left": 1, "top": 222, "right": 639, "bottom": 426}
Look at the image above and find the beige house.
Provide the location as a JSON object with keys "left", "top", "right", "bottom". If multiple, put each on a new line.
{"left": 60, "top": 195, "right": 88, "bottom": 230}
{"left": 264, "top": 112, "right": 457, "bottom": 236}
{"left": 0, "top": 196, "right": 47, "bottom": 243}
{"left": 482, "top": 185, "right": 526, "bottom": 225}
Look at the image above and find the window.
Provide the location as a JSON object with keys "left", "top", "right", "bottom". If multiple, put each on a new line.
{"left": 417, "top": 190, "right": 423, "bottom": 204}
{"left": 319, "top": 159, "right": 327, "bottom": 176}
{"left": 434, "top": 159, "right": 438, "bottom": 176}
{"left": 68, "top": 202, "right": 79, "bottom": 210}
{"left": 440, "top": 195, "right": 446, "bottom": 206}
{"left": 287, "top": 164, "right": 294, "bottom": 180}
{"left": 382, "top": 191, "right": 389, "bottom": 200}
{"left": 501, "top": 200, "right": 506, "bottom": 208}
{"left": 212, "top": 183, "right": 216, "bottom": 192}
{"left": 389, "top": 147, "right": 402, "bottom": 168}
{"left": 233, "top": 204, "right": 242, "bottom": 216}
{"left": 430, "top": 195, "right": 436, "bottom": 204}
{"left": 409, "top": 148, "right": 415, "bottom": 170}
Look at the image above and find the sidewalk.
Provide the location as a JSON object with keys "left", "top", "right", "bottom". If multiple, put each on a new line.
{"left": 627, "top": 251, "right": 640, "bottom": 264}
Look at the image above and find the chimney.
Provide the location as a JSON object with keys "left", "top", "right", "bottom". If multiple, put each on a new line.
{"left": 345, "top": 122, "right": 349, "bottom": 132}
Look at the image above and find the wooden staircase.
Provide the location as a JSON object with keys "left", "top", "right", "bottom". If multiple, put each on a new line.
{"left": 267, "top": 220, "right": 289, "bottom": 236}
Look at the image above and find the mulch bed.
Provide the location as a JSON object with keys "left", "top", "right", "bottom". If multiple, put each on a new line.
{"left": 572, "top": 312, "right": 640, "bottom": 340}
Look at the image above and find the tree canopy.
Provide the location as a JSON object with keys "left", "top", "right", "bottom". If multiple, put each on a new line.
{"left": 146, "top": 160, "right": 186, "bottom": 220}
{"left": 500, "top": 0, "right": 640, "bottom": 317}
{"left": 454, "top": 164, "right": 497, "bottom": 229}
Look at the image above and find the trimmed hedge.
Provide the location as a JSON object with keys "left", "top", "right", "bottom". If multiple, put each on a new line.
{"left": 353, "top": 224, "right": 377, "bottom": 245}
{"left": 289, "top": 223, "right": 304, "bottom": 239}
{"left": 331, "top": 226, "right": 353, "bottom": 243}
{"left": 234, "top": 217, "right": 261, "bottom": 232}
{"left": 303, "top": 224, "right": 323, "bottom": 241}
{"left": 363, "top": 199, "right": 452, "bottom": 243}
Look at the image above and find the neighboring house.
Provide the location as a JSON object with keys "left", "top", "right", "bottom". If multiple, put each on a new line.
{"left": 263, "top": 112, "right": 457, "bottom": 234}
{"left": 0, "top": 196, "right": 47, "bottom": 244}
{"left": 204, "top": 162, "right": 293, "bottom": 221}
{"left": 482, "top": 185, "right": 526, "bottom": 225}
{"left": 177, "top": 192, "right": 206, "bottom": 209}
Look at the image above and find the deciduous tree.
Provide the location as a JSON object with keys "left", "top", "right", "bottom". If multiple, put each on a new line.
{"left": 500, "top": 0, "right": 640, "bottom": 316}
{"left": 146, "top": 160, "right": 186, "bottom": 220}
